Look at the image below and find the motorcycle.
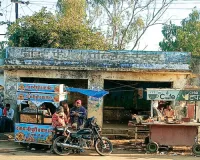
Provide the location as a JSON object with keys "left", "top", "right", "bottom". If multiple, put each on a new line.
{"left": 52, "top": 117, "right": 113, "bottom": 156}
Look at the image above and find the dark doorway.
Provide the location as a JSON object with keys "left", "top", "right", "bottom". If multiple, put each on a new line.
{"left": 103, "top": 80, "right": 172, "bottom": 125}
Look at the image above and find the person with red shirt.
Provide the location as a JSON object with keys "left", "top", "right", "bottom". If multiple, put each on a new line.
{"left": 52, "top": 106, "right": 68, "bottom": 128}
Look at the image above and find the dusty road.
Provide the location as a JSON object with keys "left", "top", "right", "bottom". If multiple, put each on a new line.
{"left": 0, "top": 140, "right": 199, "bottom": 160}
{"left": 0, "top": 149, "right": 199, "bottom": 160}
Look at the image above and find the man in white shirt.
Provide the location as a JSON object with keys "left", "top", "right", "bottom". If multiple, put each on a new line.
{"left": 5, "top": 104, "right": 14, "bottom": 120}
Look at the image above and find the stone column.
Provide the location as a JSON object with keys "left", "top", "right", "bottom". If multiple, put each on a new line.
{"left": 4, "top": 70, "right": 20, "bottom": 121}
{"left": 87, "top": 73, "right": 104, "bottom": 127}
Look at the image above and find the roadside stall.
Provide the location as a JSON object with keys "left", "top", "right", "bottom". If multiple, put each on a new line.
{"left": 146, "top": 88, "right": 200, "bottom": 156}
{"left": 15, "top": 82, "right": 109, "bottom": 146}
{"left": 15, "top": 82, "right": 66, "bottom": 145}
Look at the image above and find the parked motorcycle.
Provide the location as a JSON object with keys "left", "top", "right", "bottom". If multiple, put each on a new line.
{"left": 52, "top": 117, "right": 113, "bottom": 156}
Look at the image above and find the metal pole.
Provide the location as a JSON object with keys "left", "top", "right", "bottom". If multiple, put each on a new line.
{"left": 15, "top": 0, "right": 19, "bottom": 20}
{"left": 194, "top": 101, "right": 197, "bottom": 120}
{"left": 151, "top": 101, "right": 153, "bottom": 117}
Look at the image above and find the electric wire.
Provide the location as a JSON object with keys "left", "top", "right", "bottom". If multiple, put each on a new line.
{"left": 9, "top": 3, "right": 13, "bottom": 23}
{"left": 20, "top": 4, "right": 26, "bottom": 17}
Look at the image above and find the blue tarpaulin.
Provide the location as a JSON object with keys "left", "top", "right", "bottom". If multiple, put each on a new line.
{"left": 66, "top": 88, "right": 109, "bottom": 98}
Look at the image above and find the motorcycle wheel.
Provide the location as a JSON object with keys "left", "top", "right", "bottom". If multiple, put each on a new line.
{"left": 52, "top": 136, "right": 71, "bottom": 156}
{"left": 95, "top": 137, "right": 113, "bottom": 156}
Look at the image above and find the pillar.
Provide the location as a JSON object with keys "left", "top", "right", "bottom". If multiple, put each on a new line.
{"left": 87, "top": 73, "right": 104, "bottom": 127}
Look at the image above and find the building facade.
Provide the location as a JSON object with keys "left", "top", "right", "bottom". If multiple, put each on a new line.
{"left": 3, "top": 47, "right": 191, "bottom": 126}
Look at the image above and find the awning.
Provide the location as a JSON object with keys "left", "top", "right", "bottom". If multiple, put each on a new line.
{"left": 66, "top": 88, "right": 109, "bottom": 98}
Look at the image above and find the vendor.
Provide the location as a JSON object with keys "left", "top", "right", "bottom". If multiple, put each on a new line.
{"left": 40, "top": 104, "right": 52, "bottom": 116}
{"left": 163, "top": 105, "right": 175, "bottom": 118}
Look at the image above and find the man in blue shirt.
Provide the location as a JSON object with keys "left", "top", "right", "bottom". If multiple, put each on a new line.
{"left": 0, "top": 107, "right": 2, "bottom": 116}
{"left": 70, "top": 100, "right": 87, "bottom": 130}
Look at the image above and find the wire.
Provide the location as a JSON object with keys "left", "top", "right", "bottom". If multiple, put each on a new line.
{"left": 29, "top": 1, "right": 57, "bottom": 4}
{"left": 9, "top": 3, "right": 13, "bottom": 23}
{"left": 108, "top": 90, "right": 135, "bottom": 92}
{"left": 0, "top": 3, "right": 12, "bottom": 11}
{"left": 29, "top": 3, "right": 56, "bottom": 6}
{"left": 19, "top": 4, "right": 26, "bottom": 17}
{"left": 26, "top": 4, "right": 34, "bottom": 13}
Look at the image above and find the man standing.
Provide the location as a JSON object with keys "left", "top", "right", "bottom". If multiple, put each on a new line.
{"left": 0, "top": 107, "right": 2, "bottom": 116}
{"left": 70, "top": 100, "right": 87, "bottom": 130}
{"left": 61, "top": 101, "right": 70, "bottom": 123}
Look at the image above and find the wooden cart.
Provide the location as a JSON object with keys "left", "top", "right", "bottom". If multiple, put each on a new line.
{"left": 146, "top": 122, "right": 200, "bottom": 156}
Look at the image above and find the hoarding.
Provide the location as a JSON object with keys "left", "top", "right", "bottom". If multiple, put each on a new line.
{"left": 15, "top": 123, "right": 53, "bottom": 145}
{"left": 147, "top": 88, "right": 200, "bottom": 101}
{"left": 16, "top": 92, "right": 65, "bottom": 102}
{"left": 17, "top": 82, "right": 64, "bottom": 93}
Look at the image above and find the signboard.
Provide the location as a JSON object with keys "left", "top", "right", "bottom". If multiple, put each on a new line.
{"left": 15, "top": 123, "right": 53, "bottom": 145}
{"left": 5, "top": 47, "right": 191, "bottom": 71}
{"left": 17, "top": 83, "right": 64, "bottom": 93}
{"left": 147, "top": 89, "right": 200, "bottom": 101}
{"left": 16, "top": 92, "right": 66, "bottom": 103}
{"left": 147, "top": 89, "right": 180, "bottom": 101}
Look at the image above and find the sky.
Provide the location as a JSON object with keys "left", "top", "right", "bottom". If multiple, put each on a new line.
{"left": 0, "top": 0, "right": 200, "bottom": 51}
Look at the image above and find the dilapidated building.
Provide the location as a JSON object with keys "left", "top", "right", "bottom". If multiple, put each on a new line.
{"left": 3, "top": 47, "right": 191, "bottom": 128}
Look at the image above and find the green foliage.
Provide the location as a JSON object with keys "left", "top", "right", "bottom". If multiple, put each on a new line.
{"left": 0, "top": 41, "right": 7, "bottom": 58}
{"left": 5, "top": 1, "right": 109, "bottom": 50}
{"left": 159, "top": 10, "right": 200, "bottom": 56}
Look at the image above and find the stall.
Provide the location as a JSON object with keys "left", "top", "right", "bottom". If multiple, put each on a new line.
{"left": 146, "top": 88, "right": 200, "bottom": 156}
{"left": 15, "top": 82, "right": 109, "bottom": 146}
{"left": 15, "top": 82, "right": 66, "bottom": 145}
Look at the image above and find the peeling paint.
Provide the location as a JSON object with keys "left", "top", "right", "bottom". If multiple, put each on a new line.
{"left": 5, "top": 47, "right": 191, "bottom": 71}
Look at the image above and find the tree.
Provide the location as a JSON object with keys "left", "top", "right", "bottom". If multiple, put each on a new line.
{"left": 86, "top": 0, "right": 173, "bottom": 50}
{"left": 5, "top": 1, "right": 110, "bottom": 50}
{"left": 7, "top": 8, "right": 58, "bottom": 48}
{"left": 56, "top": 0, "right": 86, "bottom": 27}
{"left": 0, "top": 41, "right": 7, "bottom": 58}
{"left": 159, "top": 9, "right": 200, "bottom": 56}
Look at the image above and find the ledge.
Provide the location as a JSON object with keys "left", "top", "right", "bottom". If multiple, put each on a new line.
{"left": 1, "top": 65, "right": 192, "bottom": 74}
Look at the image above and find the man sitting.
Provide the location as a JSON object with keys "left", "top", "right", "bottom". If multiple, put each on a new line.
{"left": 52, "top": 106, "right": 68, "bottom": 129}
{"left": 1, "top": 104, "right": 14, "bottom": 132}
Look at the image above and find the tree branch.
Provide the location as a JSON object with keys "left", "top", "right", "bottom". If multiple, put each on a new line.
{"left": 131, "top": 0, "right": 173, "bottom": 50}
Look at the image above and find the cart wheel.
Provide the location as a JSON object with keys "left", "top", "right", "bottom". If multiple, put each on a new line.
{"left": 146, "top": 142, "right": 158, "bottom": 153}
{"left": 192, "top": 144, "right": 200, "bottom": 156}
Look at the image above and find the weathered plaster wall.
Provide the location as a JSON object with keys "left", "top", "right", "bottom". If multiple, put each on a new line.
{"left": 101, "top": 71, "right": 188, "bottom": 88}
{"left": 4, "top": 69, "right": 189, "bottom": 126}
{"left": 5, "top": 47, "right": 191, "bottom": 71}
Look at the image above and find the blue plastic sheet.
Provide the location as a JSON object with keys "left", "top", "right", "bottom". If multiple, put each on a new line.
{"left": 66, "top": 88, "right": 108, "bottom": 98}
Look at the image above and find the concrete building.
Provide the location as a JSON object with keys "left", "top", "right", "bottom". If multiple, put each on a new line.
{"left": 3, "top": 47, "right": 191, "bottom": 127}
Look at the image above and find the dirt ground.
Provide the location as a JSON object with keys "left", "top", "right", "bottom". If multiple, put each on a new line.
{"left": 0, "top": 140, "right": 199, "bottom": 160}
